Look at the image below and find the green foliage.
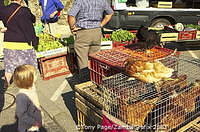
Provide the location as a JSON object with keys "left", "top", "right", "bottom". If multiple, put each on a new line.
{"left": 184, "top": 24, "right": 200, "bottom": 30}
{"left": 34, "top": 23, "right": 44, "bottom": 36}
{"left": 101, "top": 37, "right": 111, "bottom": 41}
{"left": 111, "top": 29, "right": 136, "bottom": 42}
{"left": 35, "top": 33, "right": 64, "bottom": 52}
{"left": 60, "top": 35, "right": 74, "bottom": 46}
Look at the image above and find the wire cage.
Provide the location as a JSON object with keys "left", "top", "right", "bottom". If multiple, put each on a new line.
{"left": 100, "top": 55, "right": 200, "bottom": 131}
{"left": 89, "top": 46, "right": 178, "bottom": 85}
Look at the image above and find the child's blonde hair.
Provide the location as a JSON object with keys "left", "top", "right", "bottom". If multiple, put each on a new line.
{"left": 13, "top": 64, "right": 37, "bottom": 89}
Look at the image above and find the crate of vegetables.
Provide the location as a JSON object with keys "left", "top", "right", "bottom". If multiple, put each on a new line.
{"left": 111, "top": 29, "right": 135, "bottom": 48}
{"left": 35, "top": 34, "right": 75, "bottom": 79}
{"left": 35, "top": 33, "right": 67, "bottom": 58}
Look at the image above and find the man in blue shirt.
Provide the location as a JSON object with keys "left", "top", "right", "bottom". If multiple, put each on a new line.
{"left": 39, "top": 0, "right": 64, "bottom": 23}
{"left": 68, "top": 0, "right": 113, "bottom": 77}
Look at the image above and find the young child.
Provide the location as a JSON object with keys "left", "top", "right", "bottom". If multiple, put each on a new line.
{"left": 13, "top": 64, "right": 42, "bottom": 132}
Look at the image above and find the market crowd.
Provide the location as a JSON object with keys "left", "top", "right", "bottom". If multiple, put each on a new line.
{"left": 0, "top": 0, "right": 113, "bottom": 131}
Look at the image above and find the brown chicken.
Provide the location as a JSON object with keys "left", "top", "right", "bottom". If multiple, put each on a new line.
{"left": 160, "top": 104, "right": 186, "bottom": 131}
{"left": 120, "top": 97, "right": 159, "bottom": 126}
{"left": 155, "top": 75, "right": 187, "bottom": 93}
{"left": 172, "top": 80, "right": 200, "bottom": 113}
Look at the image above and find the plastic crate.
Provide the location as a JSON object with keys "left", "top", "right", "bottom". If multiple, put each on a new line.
{"left": 89, "top": 48, "right": 131, "bottom": 85}
{"left": 112, "top": 41, "right": 132, "bottom": 48}
{"left": 123, "top": 45, "right": 179, "bottom": 61}
{"left": 128, "top": 30, "right": 139, "bottom": 44}
{"left": 38, "top": 53, "right": 70, "bottom": 80}
{"left": 66, "top": 52, "right": 78, "bottom": 74}
{"left": 178, "top": 30, "right": 197, "bottom": 40}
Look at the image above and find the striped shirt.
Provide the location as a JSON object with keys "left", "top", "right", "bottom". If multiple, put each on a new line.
{"left": 68, "top": 0, "right": 113, "bottom": 29}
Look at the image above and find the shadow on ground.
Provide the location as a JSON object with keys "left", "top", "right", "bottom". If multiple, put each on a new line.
{"left": 61, "top": 70, "right": 90, "bottom": 124}
{"left": 0, "top": 121, "right": 48, "bottom": 132}
{"left": 61, "top": 75, "right": 80, "bottom": 124}
{"left": 61, "top": 91, "right": 77, "bottom": 124}
{"left": 0, "top": 122, "right": 18, "bottom": 132}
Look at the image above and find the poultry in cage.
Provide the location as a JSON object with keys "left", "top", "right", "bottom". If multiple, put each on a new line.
{"left": 155, "top": 74, "right": 188, "bottom": 94}
{"left": 160, "top": 104, "right": 186, "bottom": 131}
{"left": 171, "top": 79, "right": 200, "bottom": 113}
{"left": 120, "top": 97, "right": 159, "bottom": 126}
{"left": 158, "top": 80, "right": 200, "bottom": 130}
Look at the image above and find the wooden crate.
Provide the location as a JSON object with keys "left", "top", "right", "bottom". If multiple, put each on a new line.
{"left": 160, "top": 33, "right": 179, "bottom": 42}
{"left": 75, "top": 81, "right": 104, "bottom": 110}
{"left": 75, "top": 81, "right": 132, "bottom": 132}
{"left": 75, "top": 93, "right": 102, "bottom": 132}
{"left": 158, "top": 1, "right": 172, "bottom": 8}
{"left": 196, "top": 31, "right": 200, "bottom": 40}
{"left": 177, "top": 117, "right": 200, "bottom": 132}
{"left": 38, "top": 53, "right": 70, "bottom": 80}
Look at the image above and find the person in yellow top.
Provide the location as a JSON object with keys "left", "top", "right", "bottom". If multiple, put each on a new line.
{"left": 0, "top": 0, "right": 38, "bottom": 89}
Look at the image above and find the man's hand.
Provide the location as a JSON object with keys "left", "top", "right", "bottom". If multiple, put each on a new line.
{"left": 70, "top": 25, "right": 81, "bottom": 35}
{"left": 50, "top": 11, "right": 58, "bottom": 18}
{"left": 100, "top": 13, "right": 113, "bottom": 28}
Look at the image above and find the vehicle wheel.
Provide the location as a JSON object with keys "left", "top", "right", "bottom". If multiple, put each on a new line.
{"left": 150, "top": 18, "right": 171, "bottom": 28}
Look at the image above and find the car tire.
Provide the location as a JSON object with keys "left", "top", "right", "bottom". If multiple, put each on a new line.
{"left": 150, "top": 18, "right": 171, "bottom": 28}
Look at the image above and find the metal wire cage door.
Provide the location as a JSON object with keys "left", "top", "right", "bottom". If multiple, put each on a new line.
{"left": 101, "top": 55, "right": 200, "bottom": 131}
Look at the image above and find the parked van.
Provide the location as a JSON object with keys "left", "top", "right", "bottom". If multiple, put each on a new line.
{"left": 105, "top": 0, "right": 200, "bottom": 29}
